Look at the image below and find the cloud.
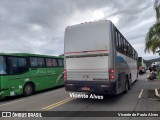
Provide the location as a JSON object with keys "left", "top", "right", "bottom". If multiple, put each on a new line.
{"left": 0, "top": 0, "right": 158, "bottom": 60}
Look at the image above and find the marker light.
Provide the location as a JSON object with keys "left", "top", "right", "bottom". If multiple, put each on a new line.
{"left": 64, "top": 70, "right": 67, "bottom": 79}
{"left": 109, "top": 69, "right": 115, "bottom": 80}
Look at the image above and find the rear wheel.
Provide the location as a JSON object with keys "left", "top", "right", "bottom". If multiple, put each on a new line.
{"left": 124, "top": 80, "right": 129, "bottom": 94}
{"left": 23, "top": 83, "right": 34, "bottom": 96}
{"left": 128, "top": 75, "right": 131, "bottom": 90}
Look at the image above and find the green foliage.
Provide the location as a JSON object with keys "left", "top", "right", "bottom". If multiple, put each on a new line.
{"left": 145, "top": 0, "right": 160, "bottom": 54}
{"left": 145, "top": 22, "right": 160, "bottom": 54}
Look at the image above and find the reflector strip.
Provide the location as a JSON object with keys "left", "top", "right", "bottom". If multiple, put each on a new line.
{"left": 65, "top": 50, "right": 109, "bottom": 54}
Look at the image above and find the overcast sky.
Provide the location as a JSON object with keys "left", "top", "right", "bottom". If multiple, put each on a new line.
{"left": 0, "top": 0, "right": 158, "bottom": 60}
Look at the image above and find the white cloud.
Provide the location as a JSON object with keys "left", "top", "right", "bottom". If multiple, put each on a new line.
{"left": 29, "top": 24, "right": 42, "bottom": 32}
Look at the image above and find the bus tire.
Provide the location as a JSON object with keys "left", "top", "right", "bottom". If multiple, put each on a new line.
{"left": 23, "top": 83, "right": 34, "bottom": 96}
{"left": 124, "top": 80, "right": 129, "bottom": 94}
{"left": 128, "top": 75, "right": 131, "bottom": 90}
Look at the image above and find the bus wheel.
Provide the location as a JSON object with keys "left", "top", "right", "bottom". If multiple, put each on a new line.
{"left": 23, "top": 83, "right": 34, "bottom": 96}
{"left": 124, "top": 80, "right": 129, "bottom": 94}
{"left": 128, "top": 75, "right": 131, "bottom": 90}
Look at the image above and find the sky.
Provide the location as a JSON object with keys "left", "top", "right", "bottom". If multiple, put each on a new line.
{"left": 0, "top": 0, "right": 158, "bottom": 60}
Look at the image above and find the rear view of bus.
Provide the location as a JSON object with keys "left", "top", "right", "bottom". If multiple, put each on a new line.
{"left": 64, "top": 20, "right": 138, "bottom": 94}
{"left": 64, "top": 20, "right": 117, "bottom": 94}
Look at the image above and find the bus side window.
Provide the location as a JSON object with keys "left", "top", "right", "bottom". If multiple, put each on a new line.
{"left": 128, "top": 45, "right": 132, "bottom": 57}
{"left": 115, "top": 31, "right": 119, "bottom": 50}
{"left": 37, "top": 58, "right": 45, "bottom": 67}
{"left": 46, "top": 58, "right": 52, "bottom": 67}
{"left": 118, "top": 33, "right": 121, "bottom": 52}
{"left": 46, "top": 58, "right": 58, "bottom": 67}
{"left": 30, "top": 57, "right": 38, "bottom": 67}
{"left": 126, "top": 42, "right": 128, "bottom": 56}
{"left": 52, "top": 59, "right": 58, "bottom": 67}
{"left": 58, "top": 59, "right": 64, "bottom": 67}
{"left": 0, "top": 56, "right": 7, "bottom": 74}
{"left": 123, "top": 39, "right": 127, "bottom": 55}
{"left": 8, "top": 57, "right": 28, "bottom": 74}
{"left": 121, "top": 36, "right": 124, "bottom": 54}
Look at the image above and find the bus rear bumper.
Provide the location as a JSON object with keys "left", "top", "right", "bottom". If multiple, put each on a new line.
{"left": 65, "top": 80, "right": 117, "bottom": 94}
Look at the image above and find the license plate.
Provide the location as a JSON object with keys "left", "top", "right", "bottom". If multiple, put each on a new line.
{"left": 81, "top": 87, "right": 90, "bottom": 91}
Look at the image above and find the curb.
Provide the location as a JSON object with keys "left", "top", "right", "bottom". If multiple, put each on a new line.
{"left": 155, "top": 88, "right": 160, "bottom": 97}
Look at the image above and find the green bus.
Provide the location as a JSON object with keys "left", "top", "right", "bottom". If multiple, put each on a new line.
{"left": 0, "top": 53, "right": 64, "bottom": 98}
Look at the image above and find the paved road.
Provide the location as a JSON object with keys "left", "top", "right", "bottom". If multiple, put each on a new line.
{"left": 0, "top": 71, "right": 160, "bottom": 120}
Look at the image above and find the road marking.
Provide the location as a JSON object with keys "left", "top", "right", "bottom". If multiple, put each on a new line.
{"left": 42, "top": 97, "right": 74, "bottom": 110}
{"left": 155, "top": 88, "right": 160, "bottom": 97}
{"left": 146, "top": 79, "right": 148, "bottom": 82}
{"left": 0, "top": 99, "right": 24, "bottom": 107}
{"left": 138, "top": 89, "right": 143, "bottom": 98}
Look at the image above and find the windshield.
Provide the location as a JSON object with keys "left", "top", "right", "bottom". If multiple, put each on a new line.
{"left": 0, "top": 56, "right": 6, "bottom": 75}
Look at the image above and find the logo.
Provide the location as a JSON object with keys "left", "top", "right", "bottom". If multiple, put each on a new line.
{"left": 83, "top": 75, "right": 89, "bottom": 78}
{"left": 2, "top": 112, "right": 11, "bottom": 117}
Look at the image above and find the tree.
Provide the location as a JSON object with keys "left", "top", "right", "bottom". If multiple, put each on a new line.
{"left": 145, "top": 22, "right": 160, "bottom": 53}
{"left": 145, "top": 0, "right": 160, "bottom": 54}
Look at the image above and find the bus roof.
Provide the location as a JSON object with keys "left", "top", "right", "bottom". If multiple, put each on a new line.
{"left": 0, "top": 53, "right": 63, "bottom": 58}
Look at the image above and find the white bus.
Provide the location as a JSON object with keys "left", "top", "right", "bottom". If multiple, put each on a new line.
{"left": 64, "top": 20, "right": 138, "bottom": 94}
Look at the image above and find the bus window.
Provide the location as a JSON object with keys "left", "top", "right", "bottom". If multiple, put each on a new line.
{"left": 115, "top": 31, "right": 119, "bottom": 50}
{"left": 8, "top": 57, "right": 27, "bottom": 74}
{"left": 58, "top": 59, "right": 64, "bottom": 67}
{"left": 0, "top": 56, "right": 6, "bottom": 74}
{"left": 46, "top": 58, "right": 58, "bottom": 67}
{"left": 123, "top": 39, "right": 127, "bottom": 55}
{"left": 126, "top": 42, "right": 130, "bottom": 57}
{"left": 37, "top": 58, "right": 45, "bottom": 67}
{"left": 121, "top": 36, "right": 124, "bottom": 53}
{"left": 30, "top": 57, "right": 38, "bottom": 67}
{"left": 46, "top": 58, "right": 52, "bottom": 67}
{"left": 118, "top": 33, "right": 121, "bottom": 52}
{"left": 52, "top": 59, "right": 58, "bottom": 67}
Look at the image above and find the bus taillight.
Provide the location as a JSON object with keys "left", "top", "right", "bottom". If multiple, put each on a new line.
{"left": 109, "top": 69, "right": 114, "bottom": 73}
{"left": 64, "top": 70, "right": 67, "bottom": 79}
{"left": 109, "top": 69, "right": 115, "bottom": 79}
{"left": 109, "top": 75, "right": 115, "bottom": 79}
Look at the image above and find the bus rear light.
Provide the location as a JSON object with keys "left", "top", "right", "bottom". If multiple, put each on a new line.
{"left": 109, "top": 69, "right": 115, "bottom": 79}
{"left": 64, "top": 75, "right": 67, "bottom": 79}
{"left": 109, "top": 69, "right": 114, "bottom": 73}
{"left": 64, "top": 70, "right": 67, "bottom": 79}
{"left": 64, "top": 70, "right": 67, "bottom": 73}
{"left": 109, "top": 75, "right": 114, "bottom": 79}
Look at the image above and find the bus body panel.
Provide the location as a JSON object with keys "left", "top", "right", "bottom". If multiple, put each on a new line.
{"left": 66, "top": 56, "right": 109, "bottom": 81}
{"left": 115, "top": 52, "right": 138, "bottom": 94}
